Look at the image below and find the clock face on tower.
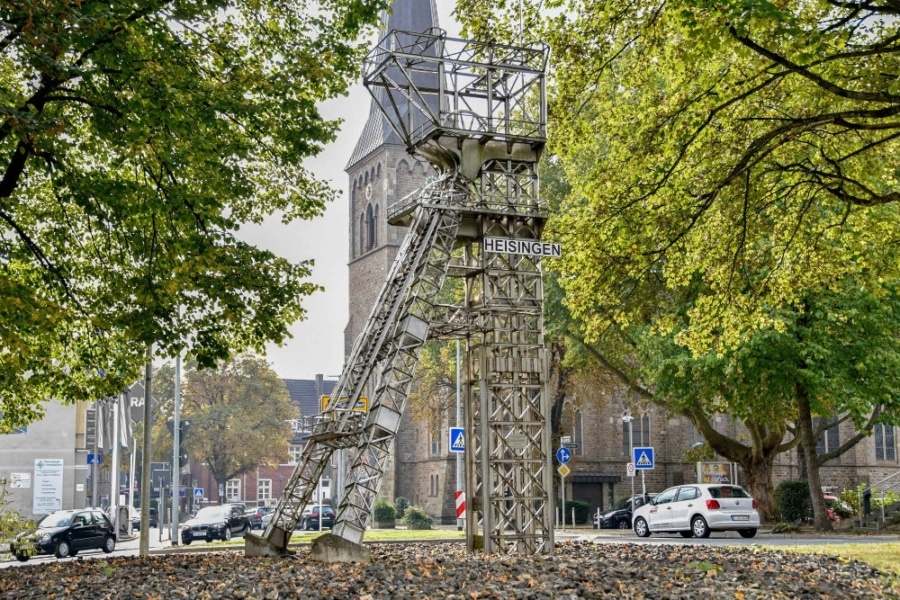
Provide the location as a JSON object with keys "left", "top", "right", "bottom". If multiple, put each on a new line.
{"left": 365, "top": 183, "right": 373, "bottom": 200}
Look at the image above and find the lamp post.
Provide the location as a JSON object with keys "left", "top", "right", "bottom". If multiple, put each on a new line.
{"left": 623, "top": 416, "right": 635, "bottom": 501}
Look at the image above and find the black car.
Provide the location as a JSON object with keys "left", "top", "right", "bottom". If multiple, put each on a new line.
{"left": 300, "top": 506, "right": 335, "bottom": 531}
{"left": 12, "top": 509, "right": 116, "bottom": 561}
{"left": 131, "top": 507, "right": 159, "bottom": 531}
{"left": 593, "top": 493, "right": 658, "bottom": 529}
{"left": 180, "top": 505, "right": 250, "bottom": 544}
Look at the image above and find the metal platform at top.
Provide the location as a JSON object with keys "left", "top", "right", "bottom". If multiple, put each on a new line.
{"left": 363, "top": 28, "right": 549, "bottom": 176}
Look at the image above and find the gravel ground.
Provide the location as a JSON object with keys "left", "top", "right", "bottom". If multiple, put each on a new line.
{"left": 1, "top": 541, "right": 898, "bottom": 599}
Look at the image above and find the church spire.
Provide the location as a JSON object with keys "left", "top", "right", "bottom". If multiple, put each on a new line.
{"left": 346, "top": 0, "right": 440, "bottom": 170}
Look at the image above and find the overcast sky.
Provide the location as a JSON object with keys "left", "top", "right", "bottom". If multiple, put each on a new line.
{"left": 239, "top": 2, "right": 461, "bottom": 380}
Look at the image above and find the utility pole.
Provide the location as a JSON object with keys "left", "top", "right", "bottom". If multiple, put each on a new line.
{"left": 624, "top": 415, "right": 635, "bottom": 501}
{"left": 171, "top": 352, "right": 181, "bottom": 544}
{"left": 139, "top": 346, "right": 153, "bottom": 557}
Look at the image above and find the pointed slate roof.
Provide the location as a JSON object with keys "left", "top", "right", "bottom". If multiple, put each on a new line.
{"left": 346, "top": 0, "right": 440, "bottom": 170}
{"left": 283, "top": 377, "right": 336, "bottom": 419}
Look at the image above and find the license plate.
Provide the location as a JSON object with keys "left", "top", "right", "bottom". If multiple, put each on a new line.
{"left": 731, "top": 515, "right": 749, "bottom": 521}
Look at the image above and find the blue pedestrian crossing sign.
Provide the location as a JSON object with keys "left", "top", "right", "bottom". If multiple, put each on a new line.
{"left": 633, "top": 447, "right": 655, "bottom": 470}
{"left": 449, "top": 427, "right": 465, "bottom": 453}
{"left": 556, "top": 447, "right": 572, "bottom": 464}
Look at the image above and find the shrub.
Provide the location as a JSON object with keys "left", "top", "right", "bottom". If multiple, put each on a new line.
{"left": 0, "top": 480, "right": 36, "bottom": 559}
{"left": 775, "top": 479, "right": 812, "bottom": 523}
{"left": 401, "top": 505, "right": 433, "bottom": 530}
{"left": 373, "top": 499, "right": 396, "bottom": 522}
{"left": 394, "top": 497, "right": 409, "bottom": 520}
{"left": 563, "top": 500, "right": 591, "bottom": 525}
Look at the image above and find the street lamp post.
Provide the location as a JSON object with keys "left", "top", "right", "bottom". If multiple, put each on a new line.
{"left": 623, "top": 416, "right": 635, "bottom": 501}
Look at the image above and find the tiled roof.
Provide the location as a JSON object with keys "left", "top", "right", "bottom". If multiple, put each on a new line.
{"left": 283, "top": 378, "right": 336, "bottom": 419}
{"left": 345, "top": 0, "right": 440, "bottom": 171}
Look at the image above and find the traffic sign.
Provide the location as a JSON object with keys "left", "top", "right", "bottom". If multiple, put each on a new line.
{"left": 193, "top": 487, "right": 204, "bottom": 498}
{"left": 87, "top": 453, "right": 103, "bottom": 465}
{"left": 321, "top": 395, "right": 368, "bottom": 413}
{"left": 633, "top": 447, "right": 655, "bottom": 470}
{"left": 449, "top": 427, "right": 465, "bottom": 452}
{"left": 563, "top": 443, "right": 579, "bottom": 449}
{"left": 626, "top": 462, "right": 635, "bottom": 477}
{"left": 557, "top": 464, "right": 570, "bottom": 478}
{"left": 556, "top": 447, "right": 572, "bottom": 464}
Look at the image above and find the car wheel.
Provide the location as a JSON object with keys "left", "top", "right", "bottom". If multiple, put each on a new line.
{"left": 691, "top": 515, "right": 711, "bottom": 538}
{"left": 617, "top": 519, "right": 630, "bottom": 530}
{"left": 738, "top": 528, "right": 757, "bottom": 539}
{"left": 679, "top": 531, "right": 693, "bottom": 538}
{"left": 14, "top": 553, "right": 29, "bottom": 562}
{"left": 183, "top": 539, "right": 192, "bottom": 545}
{"left": 306, "top": 521, "right": 314, "bottom": 531}
{"left": 633, "top": 517, "right": 650, "bottom": 538}
{"left": 55, "top": 539, "right": 72, "bottom": 559}
{"left": 224, "top": 527, "right": 232, "bottom": 541}
{"left": 103, "top": 535, "right": 116, "bottom": 553}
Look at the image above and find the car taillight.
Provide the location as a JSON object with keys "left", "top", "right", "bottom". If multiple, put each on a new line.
{"left": 706, "top": 499, "right": 721, "bottom": 510}
{"left": 752, "top": 499, "right": 758, "bottom": 509}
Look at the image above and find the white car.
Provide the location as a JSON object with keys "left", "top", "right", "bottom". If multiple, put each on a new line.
{"left": 632, "top": 483, "right": 760, "bottom": 539}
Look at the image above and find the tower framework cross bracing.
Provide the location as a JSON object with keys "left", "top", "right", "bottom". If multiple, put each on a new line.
{"left": 245, "top": 28, "right": 552, "bottom": 559}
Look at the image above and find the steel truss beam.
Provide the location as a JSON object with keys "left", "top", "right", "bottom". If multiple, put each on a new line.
{"left": 249, "top": 28, "right": 552, "bottom": 558}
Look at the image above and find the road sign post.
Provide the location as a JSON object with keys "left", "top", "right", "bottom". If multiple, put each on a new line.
{"left": 633, "top": 447, "right": 654, "bottom": 497}
{"left": 556, "top": 448, "right": 572, "bottom": 530}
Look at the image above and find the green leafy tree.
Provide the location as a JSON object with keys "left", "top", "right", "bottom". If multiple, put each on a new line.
{"left": 181, "top": 353, "right": 295, "bottom": 499}
{"left": 456, "top": 0, "right": 900, "bottom": 528}
{"left": 0, "top": 0, "right": 388, "bottom": 429}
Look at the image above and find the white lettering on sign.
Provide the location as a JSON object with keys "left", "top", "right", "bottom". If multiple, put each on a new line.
{"left": 483, "top": 237, "right": 562, "bottom": 258}
{"left": 130, "top": 397, "right": 144, "bottom": 408}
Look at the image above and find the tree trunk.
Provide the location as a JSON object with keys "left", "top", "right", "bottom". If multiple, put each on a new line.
{"left": 736, "top": 451, "right": 776, "bottom": 522}
{"left": 797, "top": 383, "right": 832, "bottom": 531}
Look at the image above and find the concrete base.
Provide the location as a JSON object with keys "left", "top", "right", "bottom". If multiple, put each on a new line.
{"left": 310, "top": 533, "right": 371, "bottom": 564}
{"left": 244, "top": 531, "right": 295, "bottom": 557}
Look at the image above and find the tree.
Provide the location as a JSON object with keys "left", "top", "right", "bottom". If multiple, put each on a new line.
{"left": 181, "top": 354, "right": 295, "bottom": 499}
{"left": 455, "top": 0, "right": 900, "bottom": 527}
{"left": 0, "top": 0, "right": 388, "bottom": 429}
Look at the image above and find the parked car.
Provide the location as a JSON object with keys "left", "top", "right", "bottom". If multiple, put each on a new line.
{"left": 593, "top": 493, "right": 658, "bottom": 529}
{"left": 180, "top": 505, "right": 250, "bottom": 544}
{"left": 11, "top": 509, "right": 116, "bottom": 561}
{"left": 247, "top": 506, "right": 272, "bottom": 529}
{"left": 632, "top": 483, "right": 760, "bottom": 539}
{"left": 300, "top": 506, "right": 335, "bottom": 531}
{"left": 131, "top": 507, "right": 159, "bottom": 531}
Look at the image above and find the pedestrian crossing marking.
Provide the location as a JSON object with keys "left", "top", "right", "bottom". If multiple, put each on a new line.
{"left": 452, "top": 431, "right": 465, "bottom": 449}
{"left": 636, "top": 451, "right": 652, "bottom": 467}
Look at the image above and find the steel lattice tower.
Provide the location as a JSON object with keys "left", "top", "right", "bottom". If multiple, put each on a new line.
{"left": 245, "top": 28, "right": 552, "bottom": 560}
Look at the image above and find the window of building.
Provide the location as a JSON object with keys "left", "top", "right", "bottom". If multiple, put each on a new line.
{"left": 622, "top": 414, "right": 650, "bottom": 455}
{"left": 226, "top": 479, "right": 241, "bottom": 502}
{"left": 573, "top": 410, "right": 584, "bottom": 456}
{"left": 431, "top": 429, "right": 442, "bottom": 455}
{"left": 875, "top": 424, "right": 896, "bottom": 462}
{"left": 288, "top": 445, "right": 302, "bottom": 464}
{"left": 358, "top": 213, "right": 365, "bottom": 256}
{"left": 258, "top": 479, "right": 272, "bottom": 502}
{"left": 366, "top": 204, "right": 376, "bottom": 251}
{"left": 813, "top": 417, "right": 840, "bottom": 456}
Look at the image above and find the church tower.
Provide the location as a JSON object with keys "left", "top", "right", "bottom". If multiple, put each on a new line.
{"left": 344, "top": 0, "right": 443, "bottom": 506}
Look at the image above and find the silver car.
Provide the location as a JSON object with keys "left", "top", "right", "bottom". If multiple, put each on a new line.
{"left": 632, "top": 483, "right": 760, "bottom": 539}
